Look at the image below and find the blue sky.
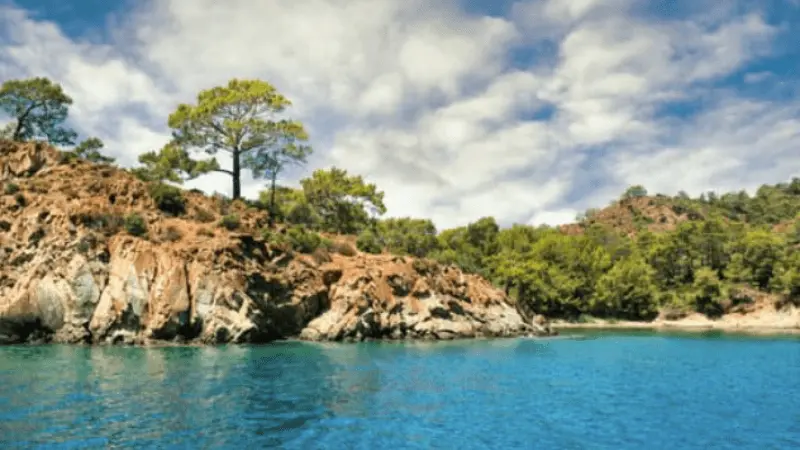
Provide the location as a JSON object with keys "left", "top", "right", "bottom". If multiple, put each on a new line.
{"left": 1, "top": 0, "right": 800, "bottom": 229}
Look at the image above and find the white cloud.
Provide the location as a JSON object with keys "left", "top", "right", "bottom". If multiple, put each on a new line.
{"left": 0, "top": 0, "right": 798, "bottom": 231}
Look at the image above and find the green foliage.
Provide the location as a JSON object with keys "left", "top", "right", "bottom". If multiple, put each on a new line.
{"left": 285, "top": 226, "right": 329, "bottom": 253}
{"left": 167, "top": 78, "right": 311, "bottom": 199}
{"left": 147, "top": 182, "right": 186, "bottom": 216}
{"left": 124, "top": 213, "right": 148, "bottom": 237}
{"left": 193, "top": 207, "right": 216, "bottom": 223}
{"left": 4, "top": 182, "right": 19, "bottom": 195}
{"left": 131, "top": 142, "right": 219, "bottom": 183}
{"left": 14, "top": 192, "right": 26, "bottom": 207}
{"left": 771, "top": 250, "right": 800, "bottom": 300}
{"left": 257, "top": 186, "right": 315, "bottom": 224}
{"left": 429, "top": 217, "right": 500, "bottom": 277}
{"left": 376, "top": 217, "right": 439, "bottom": 257}
{"left": 0, "top": 77, "right": 77, "bottom": 145}
{"left": 671, "top": 179, "right": 800, "bottom": 226}
{"left": 621, "top": 184, "right": 648, "bottom": 200}
{"left": 356, "top": 228, "right": 382, "bottom": 254}
{"left": 260, "top": 228, "right": 290, "bottom": 248}
{"left": 219, "top": 214, "right": 240, "bottom": 231}
{"left": 591, "top": 256, "right": 658, "bottom": 320}
{"left": 692, "top": 267, "right": 724, "bottom": 318}
{"left": 62, "top": 137, "right": 114, "bottom": 163}
{"left": 300, "top": 167, "right": 386, "bottom": 234}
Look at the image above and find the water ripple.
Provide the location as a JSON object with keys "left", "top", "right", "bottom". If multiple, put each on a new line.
{"left": 0, "top": 335, "right": 798, "bottom": 449}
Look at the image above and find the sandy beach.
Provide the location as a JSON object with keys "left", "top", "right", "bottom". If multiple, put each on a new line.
{"left": 551, "top": 307, "right": 800, "bottom": 335}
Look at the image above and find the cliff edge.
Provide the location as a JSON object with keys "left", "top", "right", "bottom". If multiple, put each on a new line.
{"left": 0, "top": 141, "right": 550, "bottom": 345}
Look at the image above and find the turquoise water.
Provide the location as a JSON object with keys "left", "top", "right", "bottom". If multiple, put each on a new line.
{"left": 1, "top": 332, "right": 799, "bottom": 449}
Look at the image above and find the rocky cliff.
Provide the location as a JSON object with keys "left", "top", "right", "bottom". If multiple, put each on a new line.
{"left": 0, "top": 141, "right": 550, "bottom": 345}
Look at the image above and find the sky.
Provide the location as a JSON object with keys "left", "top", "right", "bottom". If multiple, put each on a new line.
{"left": 1, "top": 0, "right": 799, "bottom": 230}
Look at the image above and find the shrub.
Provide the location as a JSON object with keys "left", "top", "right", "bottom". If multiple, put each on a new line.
{"left": 14, "top": 193, "right": 26, "bottom": 207}
{"left": 261, "top": 228, "right": 290, "bottom": 248}
{"left": 124, "top": 213, "right": 148, "bottom": 237}
{"left": 219, "top": 214, "right": 240, "bottom": 230}
{"left": 148, "top": 183, "right": 186, "bottom": 216}
{"left": 286, "top": 225, "right": 328, "bottom": 253}
{"left": 356, "top": 229, "right": 382, "bottom": 254}
{"left": 4, "top": 182, "right": 19, "bottom": 195}
{"left": 194, "top": 207, "right": 216, "bottom": 223}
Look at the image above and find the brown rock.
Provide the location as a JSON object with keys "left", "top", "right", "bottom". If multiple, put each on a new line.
{"left": 0, "top": 140, "right": 554, "bottom": 345}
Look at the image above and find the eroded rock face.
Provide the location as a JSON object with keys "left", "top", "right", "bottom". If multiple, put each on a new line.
{"left": 299, "top": 256, "right": 538, "bottom": 341}
{"left": 0, "top": 140, "right": 551, "bottom": 345}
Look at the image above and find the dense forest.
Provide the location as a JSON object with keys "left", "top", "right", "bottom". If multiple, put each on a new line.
{"left": 2, "top": 76, "right": 798, "bottom": 323}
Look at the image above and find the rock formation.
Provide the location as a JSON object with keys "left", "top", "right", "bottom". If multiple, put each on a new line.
{"left": 0, "top": 140, "right": 552, "bottom": 345}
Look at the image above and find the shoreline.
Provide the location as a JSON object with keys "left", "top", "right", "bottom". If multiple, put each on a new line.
{"left": 551, "top": 317, "right": 800, "bottom": 336}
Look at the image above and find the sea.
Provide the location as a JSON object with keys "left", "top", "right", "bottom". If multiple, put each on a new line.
{"left": 0, "top": 330, "right": 798, "bottom": 449}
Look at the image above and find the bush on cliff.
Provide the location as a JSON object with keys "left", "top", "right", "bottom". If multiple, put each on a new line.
{"left": 4, "top": 182, "right": 19, "bottom": 195}
{"left": 356, "top": 228, "right": 382, "bottom": 254}
{"left": 124, "top": 213, "right": 148, "bottom": 237}
{"left": 148, "top": 182, "right": 186, "bottom": 216}
{"left": 286, "top": 225, "right": 330, "bottom": 253}
{"left": 219, "top": 214, "right": 240, "bottom": 230}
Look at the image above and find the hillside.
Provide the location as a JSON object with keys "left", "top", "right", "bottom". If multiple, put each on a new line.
{"left": 559, "top": 195, "right": 700, "bottom": 236}
{"left": 560, "top": 182, "right": 800, "bottom": 237}
{"left": 381, "top": 182, "right": 800, "bottom": 330}
{"left": 0, "top": 140, "right": 551, "bottom": 345}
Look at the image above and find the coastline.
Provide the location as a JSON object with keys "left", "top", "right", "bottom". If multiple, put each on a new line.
{"left": 551, "top": 311, "right": 800, "bottom": 336}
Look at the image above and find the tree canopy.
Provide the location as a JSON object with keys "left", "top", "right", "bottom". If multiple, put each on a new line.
{"left": 62, "top": 137, "right": 115, "bottom": 164}
{"left": 298, "top": 167, "right": 387, "bottom": 234}
{"left": 0, "top": 77, "right": 77, "bottom": 145}
{"left": 165, "top": 78, "right": 311, "bottom": 200}
{"left": 131, "top": 142, "right": 219, "bottom": 183}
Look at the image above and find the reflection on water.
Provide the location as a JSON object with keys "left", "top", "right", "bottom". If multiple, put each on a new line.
{"left": 0, "top": 335, "right": 798, "bottom": 449}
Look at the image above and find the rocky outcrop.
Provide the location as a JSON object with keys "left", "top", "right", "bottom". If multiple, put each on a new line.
{"left": 299, "top": 256, "right": 542, "bottom": 341}
{"left": 0, "top": 141, "right": 551, "bottom": 345}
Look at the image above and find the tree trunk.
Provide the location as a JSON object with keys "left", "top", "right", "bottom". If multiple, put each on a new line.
{"left": 268, "top": 171, "right": 277, "bottom": 227}
{"left": 232, "top": 150, "right": 241, "bottom": 200}
{"left": 12, "top": 121, "right": 23, "bottom": 141}
{"left": 12, "top": 104, "right": 37, "bottom": 141}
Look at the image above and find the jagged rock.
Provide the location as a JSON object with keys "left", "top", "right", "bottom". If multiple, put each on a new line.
{"left": 0, "top": 140, "right": 554, "bottom": 345}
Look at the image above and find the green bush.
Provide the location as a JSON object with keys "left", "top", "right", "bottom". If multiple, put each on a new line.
{"left": 124, "top": 213, "right": 148, "bottom": 237}
{"left": 4, "top": 182, "right": 19, "bottom": 195}
{"left": 356, "top": 229, "right": 382, "bottom": 254}
{"left": 692, "top": 267, "right": 725, "bottom": 318}
{"left": 148, "top": 183, "right": 186, "bottom": 216}
{"left": 219, "top": 214, "right": 240, "bottom": 230}
{"left": 194, "top": 207, "right": 215, "bottom": 223}
{"left": 286, "top": 226, "right": 329, "bottom": 253}
{"left": 261, "top": 228, "right": 290, "bottom": 247}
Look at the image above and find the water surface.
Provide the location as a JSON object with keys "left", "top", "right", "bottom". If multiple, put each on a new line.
{"left": 1, "top": 332, "right": 798, "bottom": 449}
